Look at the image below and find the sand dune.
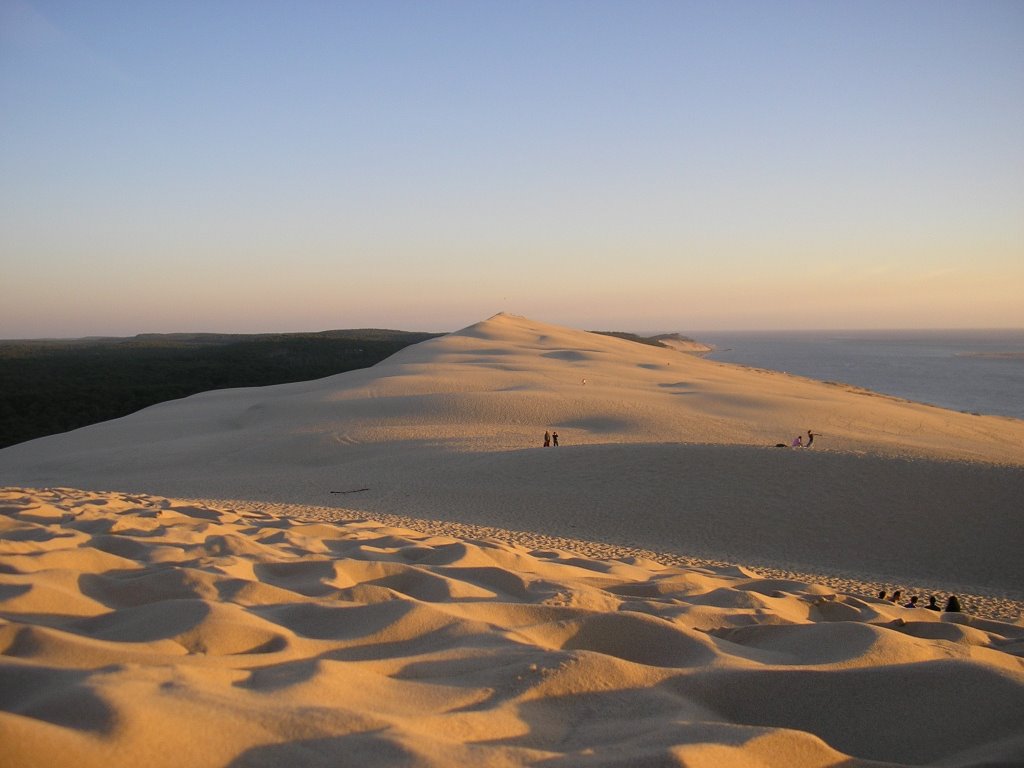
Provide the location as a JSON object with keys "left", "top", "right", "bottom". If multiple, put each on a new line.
{"left": 1, "top": 313, "right": 1022, "bottom": 598}
{"left": 2, "top": 313, "right": 1023, "bottom": 766}
{"left": 2, "top": 487, "right": 1022, "bottom": 768}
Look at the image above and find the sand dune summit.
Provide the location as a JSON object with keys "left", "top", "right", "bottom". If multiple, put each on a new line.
{"left": 1, "top": 314, "right": 1023, "bottom": 766}
{"left": 1, "top": 313, "right": 1021, "bottom": 596}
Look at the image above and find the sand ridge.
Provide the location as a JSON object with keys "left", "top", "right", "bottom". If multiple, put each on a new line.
{"left": 2, "top": 313, "right": 1023, "bottom": 468}
{"left": 2, "top": 313, "right": 1023, "bottom": 765}
{"left": 1, "top": 314, "right": 1022, "bottom": 601}
{"left": 2, "top": 486, "right": 1023, "bottom": 768}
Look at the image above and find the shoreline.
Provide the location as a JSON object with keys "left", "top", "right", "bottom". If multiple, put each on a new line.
{"left": 700, "top": 329, "right": 1024, "bottom": 422}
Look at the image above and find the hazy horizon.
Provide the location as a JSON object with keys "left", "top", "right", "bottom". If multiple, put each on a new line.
{"left": 3, "top": 1, "right": 1022, "bottom": 338}
{"left": 5, "top": 318, "right": 1024, "bottom": 343}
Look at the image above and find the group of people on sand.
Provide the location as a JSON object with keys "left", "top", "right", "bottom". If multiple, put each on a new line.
{"left": 879, "top": 589, "right": 962, "bottom": 612}
{"left": 543, "top": 430, "right": 559, "bottom": 447}
{"left": 776, "top": 429, "right": 818, "bottom": 448}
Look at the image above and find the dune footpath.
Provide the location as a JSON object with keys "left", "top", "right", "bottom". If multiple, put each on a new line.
{"left": 2, "top": 313, "right": 1023, "bottom": 765}
{"left": 2, "top": 486, "right": 1023, "bottom": 768}
{"left": 195, "top": 492, "right": 1024, "bottom": 625}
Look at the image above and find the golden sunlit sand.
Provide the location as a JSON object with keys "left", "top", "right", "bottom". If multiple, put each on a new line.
{"left": 2, "top": 314, "right": 1023, "bottom": 766}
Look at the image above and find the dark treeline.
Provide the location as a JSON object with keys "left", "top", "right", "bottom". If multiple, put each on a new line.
{"left": 0, "top": 330, "right": 440, "bottom": 449}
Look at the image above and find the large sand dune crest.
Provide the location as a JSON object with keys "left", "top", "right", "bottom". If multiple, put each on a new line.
{"left": 2, "top": 314, "right": 1024, "bottom": 765}
{"left": 1, "top": 313, "right": 1021, "bottom": 599}
{"left": 3, "top": 312, "right": 1023, "bottom": 465}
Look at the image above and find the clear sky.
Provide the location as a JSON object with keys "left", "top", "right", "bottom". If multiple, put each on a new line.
{"left": 2, "top": 0, "right": 1022, "bottom": 337}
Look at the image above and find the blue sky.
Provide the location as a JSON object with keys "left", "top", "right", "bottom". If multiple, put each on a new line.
{"left": 2, "top": 0, "right": 1022, "bottom": 336}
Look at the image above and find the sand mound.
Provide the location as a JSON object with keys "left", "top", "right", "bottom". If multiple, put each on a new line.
{"left": 3, "top": 313, "right": 1023, "bottom": 472}
{"left": 3, "top": 315, "right": 1023, "bottom": 764}
{"left": 1, "top": 314, "right": 1022, "bottom": 603}
{"left": 2, "top": 487, "right": 1023, "bottom": 767}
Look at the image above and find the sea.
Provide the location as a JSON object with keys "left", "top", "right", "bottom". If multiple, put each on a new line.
{"left": 691, "top": 329, "right": 1024, "bottom": 421}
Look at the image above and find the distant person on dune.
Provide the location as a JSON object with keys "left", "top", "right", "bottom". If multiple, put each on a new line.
{"left": 552, "top": 431, "right": 559, "bottom": 446}
{"left": 791, "top": 435, "right": 803, "bottom": 448}
{"left": 945, "top": 595, "right": 962, "bottom": 612}
{"left": 543, "top": 431, "right": 550, "bottom": 447}
{"left": 905, "top": 595, "right": 919, "bottom": 608}
{"left": 806, "top": 429, "right": 818, "bottom": 447}
{"left": 926, "top": 595, "right": 940, "bottom": 611}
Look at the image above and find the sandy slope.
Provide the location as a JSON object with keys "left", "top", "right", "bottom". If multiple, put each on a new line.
{"left": 1, "top": 313, "right": 1022, "bottom": 599}
{"left": 2, "top": 487, "right": 1023, "bottom": 768}
{"left": 3, "top": 314, "right": 1024, "bottom": 766}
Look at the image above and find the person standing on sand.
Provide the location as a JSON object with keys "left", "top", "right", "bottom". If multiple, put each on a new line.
{"left": 543, "top": 431, "right": 550, "bottom": 447}
{"left": 552, "top": 431, "right": 559, "bottom": 446}
{"left": 806, "top": 429, "right": 818, "bottom": 448}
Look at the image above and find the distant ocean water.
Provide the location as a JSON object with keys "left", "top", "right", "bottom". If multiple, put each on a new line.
{"left": 693, "top": 329, "right": 1024, "bottom": 421}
